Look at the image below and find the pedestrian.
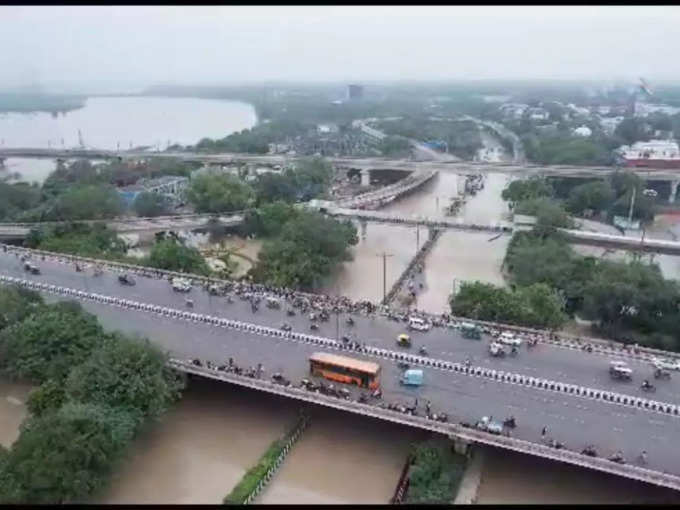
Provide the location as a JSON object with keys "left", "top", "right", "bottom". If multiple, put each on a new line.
{"left": 541, "top": 426, "right": 547, "bottom": 438}
{"left": 414, "top": 398, "right": 418, "bottom": 408}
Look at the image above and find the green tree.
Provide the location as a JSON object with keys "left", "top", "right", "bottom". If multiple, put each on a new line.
{"left": 65, "top": 334, "right": 184, "bottom": 426}
{"left": 26, "top": 379, "right": 66, "bottom": 418}
{"left": 186, "top": 173, "right": 254, "bottom": 213}
{"left": 27, "top": 223, "right": 128, "bottom": 259}
{"left": 514, "top": 197, "right": 573, "bottom": 229}
{"left": 566, "top": 180, "right": 615, "bottom": 215}
{"left": 249, "top": 211, "right": 357, "bottom": 289}
{"left": 0, "top": 302, "right": 104, "bottom": 383}
{"left": 254, "top": 172, "right": 298, "bottom": 204}
{"left": 614, "top": 117, "right": 652, "bottom": 145}
{"left": 145, "top": 238, "right": 210, "bottom": 275}
{"left": 291, "top": 157, "right": 333, "bottom": 201}
{"left": 50, "top": 185, "right": 124, "bottom": 220}
{"left": 379, "top": 136, "right": 412, "bottom": 157}
{"left": 132, "top": 192, "right": 171, "bottom": 217}
{"left": 243, "top": 201, "right": 299, "bottom": 237}
{"left": 2, "top": 402, "right": 136, "bottom": 503}
{"left": 501, "top": 177, "right": 553, "bottom": 205}
{"left": 0, "top": 286, "right": 43, "bottom": 332}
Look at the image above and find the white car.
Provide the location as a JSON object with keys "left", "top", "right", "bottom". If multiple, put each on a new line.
{"left": 172, "top": 278, "right": 192, "bottom": 292}
{"left": 408, "top": 317, "right": 431, "bottom": 332}
{"left": 498, "top": 331, "right": 522, "bottom": 347}
{"left": 652, "top": 358, "right": 680, "bottom": 371}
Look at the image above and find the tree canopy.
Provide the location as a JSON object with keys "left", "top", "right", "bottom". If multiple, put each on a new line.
{"left": 144, "top": 238, "right": 210, "bottom": 275}
{"left": 501, "top": 177, "right": 553, "bottom": 205}
{"left": 186, "top": 173, "right": 254, "bottom": 213}
{"left": 50, "top": 185, "right": 125, "bottom": 220}
{"left": 132, "top": 191, "right": 171, "bottom": 217}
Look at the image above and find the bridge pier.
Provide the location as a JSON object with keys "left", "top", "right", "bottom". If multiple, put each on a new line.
{"left": 449, "top": 434, "right": 473, "bottom": 456}
{"left": 669, "top": 179, "right": 680, "bottom": 204}
{"left": 361, "top": 170, "right": 371, "bottom": 187}
{"left": 360, "top": 220, "right": 367, "bottom": 240}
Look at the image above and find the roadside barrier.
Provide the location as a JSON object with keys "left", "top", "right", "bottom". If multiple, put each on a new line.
{"left": 171, "top": 359, "right": 680, "bottom": 493}
{"left": 2, "top": 243, "right": 679, "bottom": 365}
{"left": 1, "top": 274, "right": 677, "bottom": 420}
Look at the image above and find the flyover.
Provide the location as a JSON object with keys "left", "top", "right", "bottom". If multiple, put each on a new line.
{"left": 2, "top": 245, "right": 680, "bottom": 492}
{"left": 3, "top": 147, "right": 680, "bottom": 182}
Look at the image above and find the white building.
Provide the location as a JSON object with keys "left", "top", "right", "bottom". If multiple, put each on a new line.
{"left": 573, "top": 126, "right": 592, "bottom": 137}
{"left": 617, "top": 139, "right": 680, "bottom": 160}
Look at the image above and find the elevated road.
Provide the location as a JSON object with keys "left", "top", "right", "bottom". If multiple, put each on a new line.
{"left": 3, "top": 148, "right": 680, "bottom": 181}
{"left": 2, "top": 269, "right": 680, "bottom": 491}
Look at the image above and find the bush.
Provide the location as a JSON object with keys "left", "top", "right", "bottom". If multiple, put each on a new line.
{"left": 144, "top": 238, "right": 210, "bottom": 275}
{"left": 406, "top": 440, "right": 467, "bottom": 504}
{"left": 132, "top": 192, "right": 172, "bottom": 217}
{"left": 186, "top": 173, "right": 254, "bottom": 213}
{"left": 2, "top": 402, "right": 136, "bottom": 503}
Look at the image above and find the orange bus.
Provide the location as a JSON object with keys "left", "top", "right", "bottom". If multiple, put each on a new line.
{"left": 309, "top": 352, "right": 381, "bottom": 390}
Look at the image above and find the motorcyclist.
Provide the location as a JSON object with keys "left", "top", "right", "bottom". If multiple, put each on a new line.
{"left": 419, "top": 346, "right": 428, "bottom": 356}
{"left": 642, "top": 379, "right": 651, "bottom": 389}
{"left": 464, "top": 358, "right": 471, "bottom": 368}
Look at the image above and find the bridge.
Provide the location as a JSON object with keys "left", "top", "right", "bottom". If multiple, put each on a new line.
{"left": 0, "top": 213, "right": 245, "bottom": 240}
{"left": 4, "top": 147, "right": 680, "bottom": 183}
{"left": 2, "top": 244, "right": 680, "bottom": 492}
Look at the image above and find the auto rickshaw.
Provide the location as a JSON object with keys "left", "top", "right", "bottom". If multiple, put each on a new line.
{"left": 397, "top": 334, "right": 412, "bottom": 348}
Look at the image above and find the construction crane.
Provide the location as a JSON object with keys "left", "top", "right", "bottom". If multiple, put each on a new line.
{"left": 629, "top": 77, "right": 654, "bottom": 116}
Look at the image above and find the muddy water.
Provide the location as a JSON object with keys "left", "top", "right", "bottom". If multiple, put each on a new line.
{"left": 0, "top": 378, "right": 33, "bottom": 449}
{"left": 258, "top": 406, "right": 429, "bottom": 504}
{"left": 321, "top": 222, "right": 418, "bottom": 302}
{"left": 476, "top": 446, "right": 680, "bottom": 504}
{"left": 98, "top": 379, "right": 297, "bottom": 504}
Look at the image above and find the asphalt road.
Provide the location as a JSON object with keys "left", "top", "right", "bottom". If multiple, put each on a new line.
{"left": 32, "top": 293, "right": 680, "bottom": 478}
{"left": 2, "top": 251, "right": 678, "bottom": 406}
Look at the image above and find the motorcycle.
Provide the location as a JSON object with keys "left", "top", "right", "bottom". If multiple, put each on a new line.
{"left": 310, "top": 323, "right": 319, "bottom": 331}
{"left": 641, "top": 382, "right": 656, "bottom": 393}
{"left": 185, "top": 298, "right": 194, "bottom": 308}
{"left": 503, "top": 416, "right": 516, "bottom": 429}
{"left": 287, "top": 309, "right": 296, "bottom": 316}
{"left": 346, "top": 317, "right": 355, "bottom": 326}
{"left": 418, "top": 346, "right": 428, "bottom": 356}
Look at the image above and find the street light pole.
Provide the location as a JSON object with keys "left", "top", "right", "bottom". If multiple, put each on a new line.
{"left": 376, "top": 252, "right": 394, "bottom": 302}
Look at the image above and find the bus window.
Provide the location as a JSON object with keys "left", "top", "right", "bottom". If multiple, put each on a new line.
{"left": 309, "top": 352, "right": 381, "bottom": 389}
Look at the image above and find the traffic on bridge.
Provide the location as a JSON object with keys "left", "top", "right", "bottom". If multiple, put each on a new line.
{"left": 1, "top": 245, "right": 680, "bottom": 490}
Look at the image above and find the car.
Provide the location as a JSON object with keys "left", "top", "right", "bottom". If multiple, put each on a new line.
{"left": 408, "top": 317, "right": 431, "bottom": 332}
{"left": 498, "top": 331, "right": 522, "bottom": 347}
{"left": 171, "top": 278, "right": 192, "bottom": 292}
{"left": 609, "top": 360, "right": 633, "bottom": 380}
{"left": 118, "top": 274, "right": 136, "bottom": 286}
{"left": 651, "top": 357, "right": 680, "bottom": 372}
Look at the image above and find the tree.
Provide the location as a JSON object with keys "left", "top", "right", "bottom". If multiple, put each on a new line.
{"left": 249, "top": 211, "right": 358, "bottom": 290}
{"left": 27, "top": 223, "right": 128, "bottom": 259}
{"left": 0, "top": 302, "right": 104, "bottom": 383}
{"left": 243, "top": 201, "right": 298, "bottom": 237}
{"left": 3, "top": 402, "right": 136, "bottom": 503}
{"left": 501, "top": 177, "right": 553, "bottom": 205}
{"left": 26, "top": 379, "right": 66, "bottom": 418}
{"left": 0, "top": 286, "right": 43, "bottom": 332}
{"left": 50, "top": 185, "right": 124, "bottom": 220}
{"left": 566, "top": 180, "right": 615, "bottom": 215}
{"left": 145, "top": 238, "right": 210, "bottom": 275}
{"left": 379, "top": 136, "right": 412, "bottom": 157}
{"left": 186, "top": 173, "right": 254, "bottom": 213}
{"left": 132, "top": 192, "right": 171, "bottom": 217}
{"left": 614, "top": 117, "right": 652, "bottom": 145}
{"left": 65, "top": 334, "right": 184, "bottom": 426}
{"left": 254, "top": 172, "right": 298, "bottom": 204}
{"left": 514, "top": 197, "right": 573, "bottom": 229}
{"left": 291, "top": 157, "right": 333, "bottom": 201}
{"left": 0, "top": 182, "right": 42, "bottom": 221}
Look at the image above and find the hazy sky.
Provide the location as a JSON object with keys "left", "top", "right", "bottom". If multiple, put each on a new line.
{"left": 1, "top": 5, "right": 679, "bottom": 91}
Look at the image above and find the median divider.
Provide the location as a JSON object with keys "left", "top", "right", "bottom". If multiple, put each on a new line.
{"left": 2, "top": 273, "right": 678, "bottom": 421}
{"left": 224, "top": 412, "right": 310, "bottom": 505}
{"left": 4, "top": 242, "right": 676, "bottom": 366}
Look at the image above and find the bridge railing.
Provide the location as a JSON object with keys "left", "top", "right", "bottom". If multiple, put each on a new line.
{"left": 169, "top": 360, "right": 680, "bottom": 492}
{"left": 4, "top": 242, "right": 680, "bottom": 366}
{"left": 0, "top": 211, "right": 249, "bottom": 228}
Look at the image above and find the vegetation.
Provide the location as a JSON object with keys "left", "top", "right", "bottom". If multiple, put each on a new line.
{"left": 406, "top": 440, "right": 467, "bottom": 504}
{"left": 503, "top": 230, "right": 680, "bottom": 348}
{"left": 0, "top": 286, "right": 185, "bottom": 504}
{"left": 248, "top": 210, "right": 358, "bottom": 290}
{"left": 132, "top": 192, "right": 171, "bottom": 217}
{"left": 378, "top": 136, "right": 412, "bottom": 158}
{"left": 0, "top": 93, "right": 85, "bottom": 114}
{"left": 501, "top": 177, "right": 553, "bottom": 206}
{"left": 145, "top": 238, "right": 210, "bottom": 275}
{"left": 186, "top": 173, "right": 255, "bottom": 213}
{"left": 243, "top": 201, "right": 299, "bottom": 238}
{"left": 25, "top": 223, "right": 128, "bottom": 259}
{"left": 223, "top": 413, "right": 307, "bottom": 504}
{"left": 195, "top": 119, "right": 309, "bottom": 154}
{"left": 450, "top": 281, "right": 567, "bottom": 330}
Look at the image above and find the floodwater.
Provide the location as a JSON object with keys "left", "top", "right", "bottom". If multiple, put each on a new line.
{"left": 98, "top": 379, "right": 298, "bottom": 504}
{"left": 0, "top": 96, "right": 257, "bottom": 183}
{"left": 476, "top": 446, "right": 680, "bottom": 504}
{"left": 320, "top": 223, "right": 418, "bottom": 302}
{"left": 0, "top": 378, "right": 33, "bottom": 449}
{"left": 258, "top": 406, "right": 429, "bottom": 504}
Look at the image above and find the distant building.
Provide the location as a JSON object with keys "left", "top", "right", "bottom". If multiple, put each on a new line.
{"left": 617, "top": 139, "right": 680, "bottom": 168}
{"left": 347, "top": 84, "right": 364, "bottom": 101}
{"left": 599, "top": 116, "right": 624, "bottom": 136}
{"left": 499, "top": 103, "right": 528, "bottom": 120}
{"left": 317, "top": 123, "right": 339, "bottom": 135}
{"left": 527, "top": 107, "right": 550, "bottom": 121}
{"left": 573, "top": 126, "right": 592, "bottom": 137}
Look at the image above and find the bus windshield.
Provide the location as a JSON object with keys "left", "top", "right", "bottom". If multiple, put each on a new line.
{"left": 309, "top": 352, "right": 381, "bottom": 389}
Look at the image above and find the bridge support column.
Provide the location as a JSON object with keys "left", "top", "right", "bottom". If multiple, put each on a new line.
{"left": 360, "top": 220, "right": 367, "bottom": 240}
{"left": 449, "top": 435, "right": 473, "bottom": 456}
{"left": 669, "top": 179, "right": 680, "bottom": 204}
{"left": 361, "top": 170, "right": 371, "bottom": 187}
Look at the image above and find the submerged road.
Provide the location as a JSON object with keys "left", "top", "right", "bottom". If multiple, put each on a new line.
{"left": 0, "top": 250, "right": 677, "bottom": 406}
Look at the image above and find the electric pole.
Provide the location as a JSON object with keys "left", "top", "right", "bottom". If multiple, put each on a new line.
{"left": 376, "top": 252, "right": 394, "bottom": 302}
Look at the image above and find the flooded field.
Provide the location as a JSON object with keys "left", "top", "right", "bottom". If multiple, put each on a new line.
{"left": 476, "top": 446, "right": 680, "bottom": 504}
{"left": 0, "top": 378, "right": 33, "bottom": 449}
{"left": 258, "top": 406, "right": 429, "bottom": 504}
{"left": 98, "top": 379, "right": 297, "bottom": 504}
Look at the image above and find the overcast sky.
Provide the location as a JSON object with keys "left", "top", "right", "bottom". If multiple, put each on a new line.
{"left": 1, "top": 5, "right": 679, "bottom": 92}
